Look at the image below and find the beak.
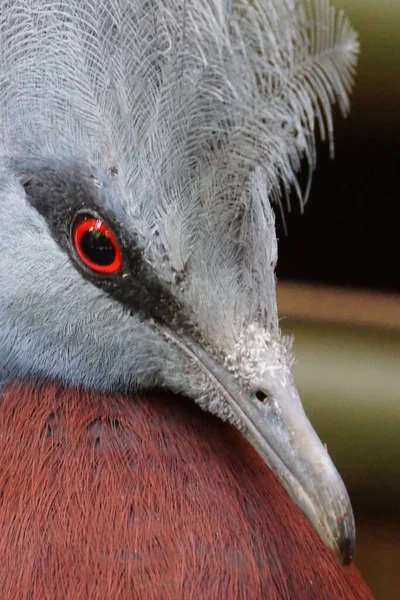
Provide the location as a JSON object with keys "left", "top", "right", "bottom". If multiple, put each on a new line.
{"left": 157, "top": 323, "right": 355, "bottom": 566}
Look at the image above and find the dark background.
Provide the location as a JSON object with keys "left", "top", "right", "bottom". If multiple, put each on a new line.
{"left": 276, "top": 1, "right": 399, "bottom": 294}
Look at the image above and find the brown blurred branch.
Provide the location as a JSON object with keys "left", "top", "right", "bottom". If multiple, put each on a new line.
{"left": 277, "top": 281, "right": 400, "bottom": 333}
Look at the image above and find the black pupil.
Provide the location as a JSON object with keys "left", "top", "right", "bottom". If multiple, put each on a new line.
{"left": 80, "top": 230, "right": 116, "bottom": 266}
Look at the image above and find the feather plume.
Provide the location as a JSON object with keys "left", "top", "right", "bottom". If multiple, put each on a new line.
{"left": 0, "top": 0, "right": 358, "bottom": 335}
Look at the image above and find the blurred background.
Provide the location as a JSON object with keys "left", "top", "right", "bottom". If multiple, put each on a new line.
{"left": 275, "top": 1, "right": 400, "bottom": 598}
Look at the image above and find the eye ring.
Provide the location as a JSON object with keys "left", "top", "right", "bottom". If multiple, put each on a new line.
{"left": 72, "top": 214, "right": 123, "bottom": 275}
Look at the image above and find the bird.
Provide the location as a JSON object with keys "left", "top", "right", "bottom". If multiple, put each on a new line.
{"left": 0, "top": 1, "right": 375, "bottom": 599}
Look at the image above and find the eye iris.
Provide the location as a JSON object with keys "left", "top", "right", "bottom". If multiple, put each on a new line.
{"left": 73, "top": 216, "right": 123, "bottom": 274}
{"left": 80, "top": 229, "right": 115, "bottom": 266}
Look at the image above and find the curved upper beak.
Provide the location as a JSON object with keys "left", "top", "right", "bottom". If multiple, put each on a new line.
{"left": 157, "top": 323, "right": 355, "bottom": 566}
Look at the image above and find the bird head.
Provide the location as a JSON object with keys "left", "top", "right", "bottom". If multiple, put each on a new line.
{"left": 0, "top": 0, "right": 358, "bottom": 564}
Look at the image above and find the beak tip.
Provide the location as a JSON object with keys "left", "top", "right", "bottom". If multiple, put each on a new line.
{"left": 316, "top": 495, "right": 356, "bottom": 567}
{"left": 337, "top": 534, "right": 355, "bottom": 567}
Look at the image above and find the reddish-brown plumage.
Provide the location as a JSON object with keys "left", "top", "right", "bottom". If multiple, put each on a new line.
{"left": 0, "top": 381, "right": 373, "bottom": 599}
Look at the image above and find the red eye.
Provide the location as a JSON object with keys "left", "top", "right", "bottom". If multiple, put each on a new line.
{"left": 73, "top": 215, "right": 123, "bottom": 275}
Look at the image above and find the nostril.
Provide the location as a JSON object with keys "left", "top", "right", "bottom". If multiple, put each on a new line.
{"left": 255, "top": 389, "right": 268, "bottom": 403}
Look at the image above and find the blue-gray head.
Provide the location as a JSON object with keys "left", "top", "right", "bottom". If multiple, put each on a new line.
{"left": 0, "top": 0, "right": 358, "bottom": 564}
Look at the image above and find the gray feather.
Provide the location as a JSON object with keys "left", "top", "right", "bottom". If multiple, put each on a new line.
{"left": 0, "top": 1, "right": 358, "bottom": 419}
